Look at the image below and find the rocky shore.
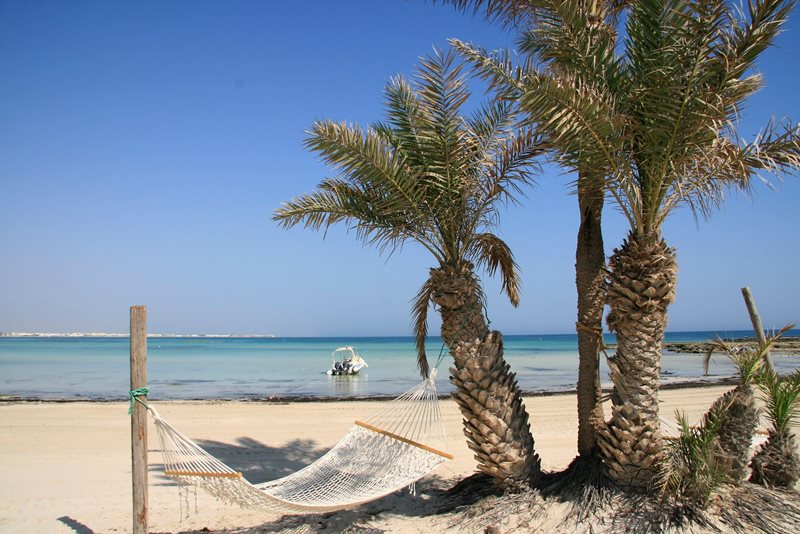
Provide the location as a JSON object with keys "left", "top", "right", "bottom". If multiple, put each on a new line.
{"left": 662, "top": 336, "right": 800, "bottom": 355}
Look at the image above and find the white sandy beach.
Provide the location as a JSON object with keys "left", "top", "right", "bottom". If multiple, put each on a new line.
{"left": 0, "top": 385, "right": 753, "bottom": 533}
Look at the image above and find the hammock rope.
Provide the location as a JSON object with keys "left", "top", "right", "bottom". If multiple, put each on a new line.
{"left": 142, "top": 368, "right": 452, "bottom": 514}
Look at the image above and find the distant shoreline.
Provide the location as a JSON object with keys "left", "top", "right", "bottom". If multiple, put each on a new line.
{"left": 2, "top": 330, "right": 795, "bottom": 340}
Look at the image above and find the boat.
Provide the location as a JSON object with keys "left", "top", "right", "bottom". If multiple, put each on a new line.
{"left": 326, "top": 346, "right": 368, "bottom": 375}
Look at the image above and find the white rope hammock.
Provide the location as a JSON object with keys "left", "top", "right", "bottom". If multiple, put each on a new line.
{"left": 144, "top": 370, "right": 452, "bottom": 513}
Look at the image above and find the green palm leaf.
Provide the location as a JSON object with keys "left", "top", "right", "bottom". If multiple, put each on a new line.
{"left": 468, "top": 233, "right": 522, "bottom": 306}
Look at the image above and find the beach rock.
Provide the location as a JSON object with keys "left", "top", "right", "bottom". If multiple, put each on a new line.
{"left": 663, "top": 337, "right": 800, "bottom": 355}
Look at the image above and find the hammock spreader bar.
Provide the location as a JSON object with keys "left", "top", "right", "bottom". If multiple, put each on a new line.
{"left": 164, "top": 470, "right": 244, "bottom": 478}
{"left": 354, "top": 420, "right": 454, "bottom": 459}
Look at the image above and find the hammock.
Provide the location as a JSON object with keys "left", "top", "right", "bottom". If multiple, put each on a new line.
{"left": 143, "top": 370, "right": 452, "bottom": 513}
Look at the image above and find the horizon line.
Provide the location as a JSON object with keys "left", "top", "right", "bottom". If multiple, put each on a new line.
{"left": 2, "top": 328, "right": 792, "bottom": 339}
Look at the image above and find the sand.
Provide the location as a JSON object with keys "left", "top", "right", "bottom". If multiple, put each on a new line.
{"left": 0, "top": 385, "right": 739, "bottom": 533}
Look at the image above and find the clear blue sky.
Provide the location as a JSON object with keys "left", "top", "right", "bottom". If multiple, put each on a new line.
{"left": 1, "top": 0, "right": 798, "bottom": 336}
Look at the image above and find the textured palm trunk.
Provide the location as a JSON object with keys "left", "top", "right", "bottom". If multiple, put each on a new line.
{"left": 706, "top": 384, "right": 759, "bottom": 484}
{"left": 430, "top": 262, "right": 490, "bottom": 346}
{"left": 430, "top": 262, "right": 540, "bottom": 490}
{"left": 598, "top": 233, "right": 677, "bottom": 488}
{"left": 575, "top": 185, "right": 606, "bottom": 458}
{"left": 749, "top": 430, "right": 800, "bottom": 488}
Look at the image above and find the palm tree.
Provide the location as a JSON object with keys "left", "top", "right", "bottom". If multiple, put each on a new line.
{"left": 446, "top": 0, "right": 630, "bottom": 462}
{"left": 273, "top": 50, "right": 545, "bottom": 489}
{"left": 600, "top": 0, "right": 799, "bottom": 489}
{"left": 456, "top": 0, "right": 800, "bottom": 488}
{"left": 702, "top": 325, "right": 793, "bottom": 483}
{"left": 598, "top": 0, "right": 800, "bottom": 488}
{"left": 750, "top": 366, "right": 800, "bottom": 488}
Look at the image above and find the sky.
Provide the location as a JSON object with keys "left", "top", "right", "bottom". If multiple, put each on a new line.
{"left": 1, "top": 0, "right": 798, "bottom": 337}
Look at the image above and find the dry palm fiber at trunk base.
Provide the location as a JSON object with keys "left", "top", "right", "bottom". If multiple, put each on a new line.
{"left": 440, "top": 476, "right": 800, "bottom": 534}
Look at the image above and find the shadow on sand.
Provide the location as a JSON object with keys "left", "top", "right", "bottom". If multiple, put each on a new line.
{"left": 150, "top": 436, "right": 330, "bottom": 486}
{"left": 148, "top": 435, "right": 457, "bottom": 533}
{"left": 57, "top": 516, "right": 96, "bottom": 534}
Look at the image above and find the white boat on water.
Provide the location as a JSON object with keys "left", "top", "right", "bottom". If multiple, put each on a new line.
{"left": 327, "top": 346, "right": 368, "bottom": 375}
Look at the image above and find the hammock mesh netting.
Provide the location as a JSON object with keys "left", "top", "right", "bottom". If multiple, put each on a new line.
{"left": 146, "top": 370, "right": 451, "bottom": 513}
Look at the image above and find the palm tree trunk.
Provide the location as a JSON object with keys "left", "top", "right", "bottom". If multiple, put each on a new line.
{"left": 749, "top": 430, "right": 800, "bottom": 488}
{"left": 430, "top": 262, "right": 489, "bottom": 345}
{"left": 575, "top": 184, "right": 606, "bottom": 458}
{"left": 706, "top": 384, "right": 759, "bottom": 484}
{"left": 431, "top": 262, "right": 540, "bottom": 490}
{"left": 598, "top": 232, "right": 677, "bottom": 488}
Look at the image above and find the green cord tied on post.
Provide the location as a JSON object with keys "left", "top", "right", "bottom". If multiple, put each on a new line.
{"left": 128, "top": 386, "right": 150, "bottom": 415}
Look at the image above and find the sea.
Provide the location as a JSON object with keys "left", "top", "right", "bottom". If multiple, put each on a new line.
{"left": 1, "top": 331, "right": 799, "bottom": 401}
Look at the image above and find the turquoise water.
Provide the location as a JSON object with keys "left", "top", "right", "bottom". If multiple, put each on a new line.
{"left": 1, "top": 331, "right": 798, "bottom": 400}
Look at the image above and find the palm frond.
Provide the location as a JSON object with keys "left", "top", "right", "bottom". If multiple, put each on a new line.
{"left": 520, "top": 69, "right": 622, "bottom": 177}
{"left": 612, "top": 0, "right": 798, "bottom": 235}
{"left": 273, "top": 178, "right": 394, "bottom": 231}
{"left": 467, "top": 233, "right": 522, "bottom": 306}
{"left": 703, "top": 323, "right": 795, "bottom": 382}
{"left": 434, "top": 0, "right": 537, "bottom": 29}
{"left": 305, "top": 120, "right": 426, "bottom": 213}
{"left": 411, "top": 277, "right": 436, "bottom": 378}
{"left": 377, "top": 75, "right": 427, "bottom": 162}
{"left": 623, "top": 0, "right": 729, "bottom": 225}
{"left": 741, "top": 120, "right": 800, "bottom": 176}
{"left": 466, "top": 99, "right": 518, "bottom": 159}
{"left": 449, "top": 39, "right": 530, "bottom": 101}
{"left": 703, "top": 339, "right": 763, "bottom": 385}
{"left": 715, "top": 0, "right": 797, "bottom": 84}
{"left": 758, "top": 367, "right": 800, "bottom": 436}
{"left": 414, "top": 49, "right": 471, "bottom": 154}
{"left": 520, "top": 0, "right": 623, "bottom": 89}
{"left": 456, "top": 0, "right": 798, "bottom": 239}
{"left": 278, "top": 177, "right": 439, "bottom": 254}
{"left": 661, "top": 120, "right": 799, "bottom": 222}
{"left": 487, "top": 126, "right": 547, "bottom": 204}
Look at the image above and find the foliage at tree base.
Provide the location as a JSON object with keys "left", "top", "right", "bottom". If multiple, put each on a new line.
{"left": 442, "top": 473, "right": 800, "bottom": 534}
{"left": 656, "top": 409, "right": 728, "bottom": 509}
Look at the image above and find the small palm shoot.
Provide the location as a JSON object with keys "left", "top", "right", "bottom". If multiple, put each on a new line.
{"left": 750, "top": 365, "right": 800, "bottom": 488}
{"left": 700, "top": 325, "right": 793, "bottom": 484}
{"left": 658, "top": 405, "right": 728, "bottom": 508}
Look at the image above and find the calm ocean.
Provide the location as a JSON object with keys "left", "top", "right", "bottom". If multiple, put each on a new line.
{"left": 1, "top": 331, "right": 799, "bottom": 401}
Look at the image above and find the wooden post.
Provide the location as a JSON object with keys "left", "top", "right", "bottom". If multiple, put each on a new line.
{"left": 741, "top": 287, "right": 775, "bottom": 373}
{"left": 130, "top": 306, "right": 148, "bottom": 534}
